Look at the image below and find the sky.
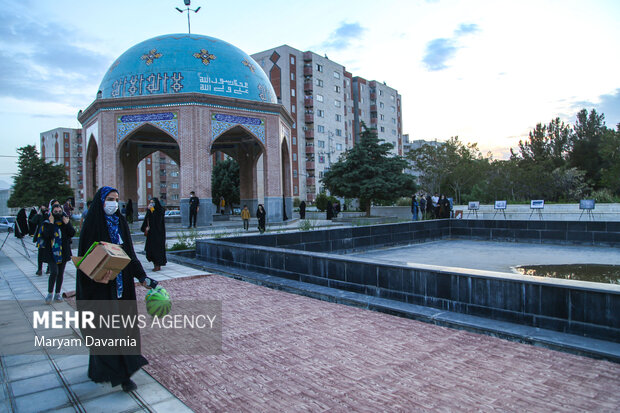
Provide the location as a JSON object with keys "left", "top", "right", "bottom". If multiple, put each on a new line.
{"left": 0, "top": 0, "right": 619, "bottom": 187}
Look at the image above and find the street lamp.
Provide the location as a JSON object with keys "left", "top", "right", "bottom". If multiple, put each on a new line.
{"left": 176, "top": 0, "right": 201, "bottom": 34}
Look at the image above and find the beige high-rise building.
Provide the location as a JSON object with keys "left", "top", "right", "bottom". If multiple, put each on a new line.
{"left": 252, "top": 46, "right": 402, "bottom": 202}
{"left": 40, "top": 127, "right": 85, "bottom": 210}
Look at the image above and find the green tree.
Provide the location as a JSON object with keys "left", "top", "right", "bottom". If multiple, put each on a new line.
{"left": 321, "top": 125, "right": 416, "bottom": 216}
{"left": 599, "top": 124, "right": 620, "bottom": 195}
{"left": 517, "top": 117, "right": 570, "bottom": 168}
{"left": 569, "top": 109, "right": 607, "bottom": 186}
{"left": 211, "top": 158, "right": 240, "bottom": 207}
{"left": 8, "top": 145, "right": 73, "bottom": 208}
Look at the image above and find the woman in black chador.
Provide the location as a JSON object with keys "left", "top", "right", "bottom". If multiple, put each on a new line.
{"left": 125, "top": 199, "right": 134, "bottom": 225}
{"left": 256, "top": 204, "right": 266, "bottom": 234}
{"left": 299, "top": 200, "right": 306, "bottom": 219}
{"left": 326, "top": 200, "right": 334, "bottom": 220}
{"left": 76, "top": 186, "right": 150, "bottom": 393}
{"left": 141, "top": 198, "right": 166, "bottom": 271}
{"left": 439, "top": 194, "right": 451, "bottom": 219}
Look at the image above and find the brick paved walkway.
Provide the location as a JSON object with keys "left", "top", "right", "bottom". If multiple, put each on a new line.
{"left": 145, "top": 275, "right": 620, "bottom": 412}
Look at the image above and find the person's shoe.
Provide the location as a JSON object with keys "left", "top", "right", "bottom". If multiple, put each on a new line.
{"left": 121, "top": 379, "right": 137, "bottom": 392}
{"left": 54, "top": 293, "right": 63, "bottom": 303}
{"left": 153, "top": 266, "right": 161, "bottom": 272}
{"left": 45, "top": 293, "right": 53, "bottom": 304}
{"left": 35, "top": 270, "right": 42, "bottom": 276}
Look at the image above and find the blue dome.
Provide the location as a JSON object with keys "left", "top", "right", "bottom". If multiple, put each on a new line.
{"left": 98, "top": 34, "right": 277, "bottom": 104}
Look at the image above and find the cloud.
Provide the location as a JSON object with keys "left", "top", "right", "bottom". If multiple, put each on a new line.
{"left": 454, "top": 23, "right": 479, "bottom": 36}
{"left": 0, "top": 6, "right": 109, "bottom": 104}
{"left": 422, "top": 38, "right": 457, "bottom": 71}
{"left": 322, "top": 22, "right": 367, "bottom": 51}
{"left": 422, "top": 22, "right": 479, "bottom": 71}
{"left": 566, "top": 88, "right": 620, "bottom": 127}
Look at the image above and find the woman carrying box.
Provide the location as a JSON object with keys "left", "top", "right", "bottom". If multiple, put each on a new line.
{"left": 76, "top": 186, "right": 152, "bottom": 393}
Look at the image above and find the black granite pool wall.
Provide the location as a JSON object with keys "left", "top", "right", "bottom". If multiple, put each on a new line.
{"left": 196, "top": 219, "right": 620, "bottom": 342}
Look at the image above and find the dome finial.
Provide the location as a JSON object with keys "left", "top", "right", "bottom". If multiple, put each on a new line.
{"left": 175, "top": 0, "right": 201, "bottom": 34}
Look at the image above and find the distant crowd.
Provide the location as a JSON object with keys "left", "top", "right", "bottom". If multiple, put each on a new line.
{"left": 411, "top": 193, "right": 452, "bottom": 220}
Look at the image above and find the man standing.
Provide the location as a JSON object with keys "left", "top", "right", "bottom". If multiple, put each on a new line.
{"left": 189, "top": 191, "right": 199, "bottom": 228}
{"left": 241, "top": 205, "right": 251, "bottom": 231}
{"left": 419, "top": 195, "right": 427, "bottom": 220}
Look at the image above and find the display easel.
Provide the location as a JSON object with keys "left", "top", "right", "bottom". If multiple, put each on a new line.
{"left": 579, "top": 199, "right": 596, "bottom": 221}
{"left": 493, "top": 201, "right": 507, "bottom": 220}
{"left": 529, "top": 200, "right": 544, "bottom": 220}
{"left": 467, "top": 202, "right": 480, "bottom": 219}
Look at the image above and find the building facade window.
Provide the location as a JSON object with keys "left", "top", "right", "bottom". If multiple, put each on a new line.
{"left": 380, "top": 102, "right": 384, "bottom": 108}
{"left": 333, "top": 71, "right": 340, "bottom": 79}
{"left": 380, "top": 126, "right": 385, "bottom": 132}
{"left": 291, "top": 73, "right": 295, "bottom": 80}
{"left": 318, "top": 140, "right": 325, "bottom": 148}
{"left": 334, "top": 100, "right": 341, "bottom": 107}
{"left": 171, "top": 183, "right": 179, "bottom": 189}
{"left": 317, "top": 109, "right": 324, "bottom": 117}
{"left": 293, "top": 169, "right": 298, "bottom": 178}
{"left": 316, "top": 94, "right": 324, "bottom": 102}
{"left": 318, "top": 155, "right": 325, "bottom": 163}
{"left": 336, "top": 143, "right": 342, "bottom": 150}
{"left": 291, "top": 89, "right": 295, "bottom": 97}
{"left": 334, "top": 85, "right": 340, "bottom": 92}
{"left": 293, "top": 153, "right": 297, "bottom": 161}
{"left": 316, "top": 78, "right": 323, "bottom": 87}
{"left": 335, "top": 129, "right": 342, "bottom": 136}
{"left": 147, "top": 170, "right": 151, "bottom": 176}
{"left": 291, "top": 104, "right": 296, "bottom": 113}
{"left": 316, "top": 63, "right": 323, "bottom": 72}
{"left": 317, "top": 125, "right": 325, "bottom": 133}
{"left": 335, "top": 114, "right": 342, "bottom": 121}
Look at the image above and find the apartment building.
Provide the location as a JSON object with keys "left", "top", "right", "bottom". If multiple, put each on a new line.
{"left": 252, "top": 46, "right": 402, "bottom": 201}
{"left": 40, "top": 127, "right": 85, "bottom": 209}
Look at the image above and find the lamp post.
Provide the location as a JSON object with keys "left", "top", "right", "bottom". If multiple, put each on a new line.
{"left": 176, "top": 0, "right": 201, "bottom": 34}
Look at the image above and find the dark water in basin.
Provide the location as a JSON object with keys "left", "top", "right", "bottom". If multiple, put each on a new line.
{"left": 515, "top": 264, "right": 620, "bottom": 285}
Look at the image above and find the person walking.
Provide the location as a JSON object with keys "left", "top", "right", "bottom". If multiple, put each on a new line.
{"left": 141, "top": 198, "right": 167, "bottom": 271}
{"left": 188, "top": 191, "right": 199, "bottom": 228}
{"left": 42, "top": 202, "right": 75, "bottom": 303}
{"left": 299, "top": 200, "right": 306, "bottom": 219}
{"left": 32, "top": 205, "right": 49, "bottom": 276}
{"left": 14, "top": 208, "right": 28, "bottom": 239}
{"left": 241, "top": 205, "right": 251, "bottom": 231}
{"left": 125, "top": 199, "right": 134, "bottom": 225}
{"left": 411, "top": 195, "right": 418, "bottom": 221}
{"left": 76, "top": 186, "right": 152, "bottom": 393}
{"left": 27, "top": 207, "right": 37, "bottom": 236}
{"left": 256, "top": 204, "right": 266, "bottom": 234}
{"left": 219, "top": 196, "right": 226, "bottom": 215}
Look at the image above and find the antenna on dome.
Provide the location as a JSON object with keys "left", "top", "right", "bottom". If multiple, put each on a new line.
{"left": 176, "top": 0, "right": 201, "bottom": 34}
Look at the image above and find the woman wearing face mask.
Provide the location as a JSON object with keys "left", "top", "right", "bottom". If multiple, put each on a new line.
{"left": 76, "top": 186, "right": 152, "bottom": 393}
{"left": 140, "top": 197, "right": 166, "bottom": 271}
{"left": 42, "top": 202, "right": 75, "bottom": 303}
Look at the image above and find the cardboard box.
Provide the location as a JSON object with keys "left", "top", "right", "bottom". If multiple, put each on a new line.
{"left": 71, "top": 242, "right": 131, "bottom": 282}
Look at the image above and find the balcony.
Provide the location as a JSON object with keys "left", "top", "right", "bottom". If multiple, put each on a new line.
{"left": 306, "top": 161, "right": 315, "bottom": 170}
{"left": 303, "top": 65, "right": 313, "bottom": 76}
{"left": 306, "top": 177, "right": 315, "bottom": 186}
{"left": 305, "top": 129, "right": 314, "bottom": 139}
{"left": 304, "top": 114, "right": 314, "bottom": 123}
{"left": 305, "top": 145, "right": 314, "bottom": 154}
{"left": 370, "top": 117, "right": 378, "bottom": 125}
{"left": 303, "top": 51, "right": 312, "bottom": 61}
{"left": 370, "top": 92, "right": 376, "bottom": 100}
{"left": 304, "top": 80, "right": 313, "bottom": 92}
{"left": 304, "top": 96, "right": 313, "bottom": 107}
{"left": 370, "top": 104, "right": 377, "bottom": 112}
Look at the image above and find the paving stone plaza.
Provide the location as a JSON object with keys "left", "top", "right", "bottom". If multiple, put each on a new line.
{"left": 1, "top": 223, "right": 619, "bottom": 412}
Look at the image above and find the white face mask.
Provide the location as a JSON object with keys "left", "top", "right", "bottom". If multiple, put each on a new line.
{"left": 104, "top": 200, "right": 118, "bottom": 216}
